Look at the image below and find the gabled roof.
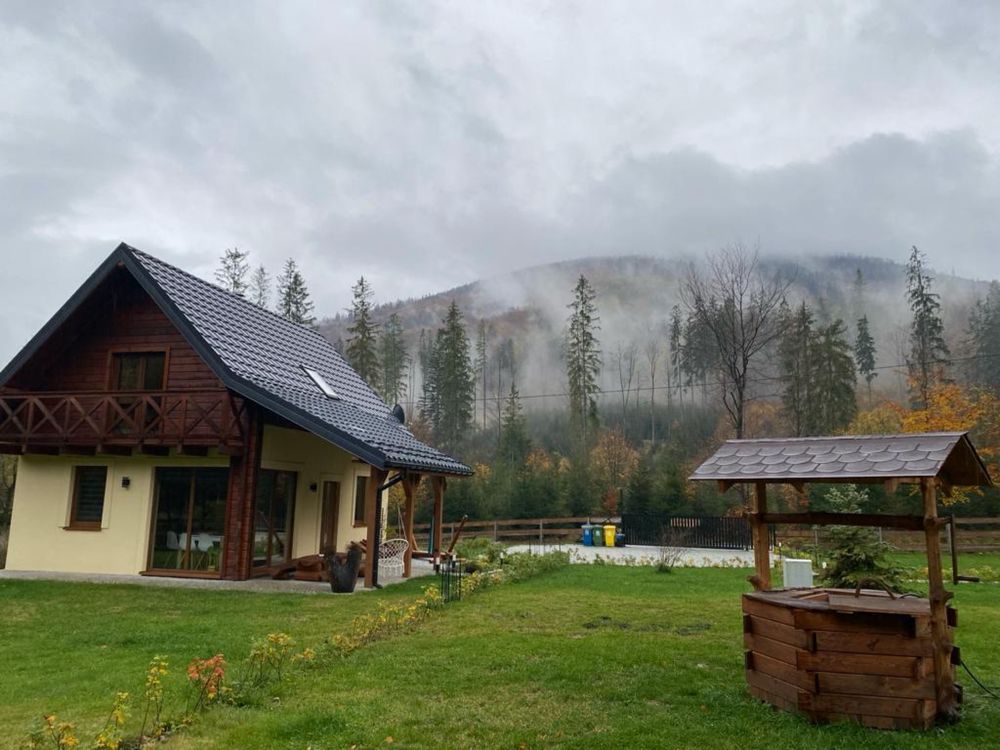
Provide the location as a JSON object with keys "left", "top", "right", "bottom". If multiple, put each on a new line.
{"left": 690, "top": 432, "right": 991, "bottom": 487}
{"left": 0, "top": 243, "right": 471, "bottom": 476}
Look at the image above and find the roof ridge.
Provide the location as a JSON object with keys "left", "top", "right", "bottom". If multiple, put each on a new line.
{"left": 721, "top": 432, "right": 967, "bottom": 443}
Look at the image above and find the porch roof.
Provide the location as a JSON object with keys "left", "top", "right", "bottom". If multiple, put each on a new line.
{"left": 0, "top": 243, "right": 472, "bottom": 476}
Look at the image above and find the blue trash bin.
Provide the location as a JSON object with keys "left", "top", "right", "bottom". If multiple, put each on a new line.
{"left": 581, "top": 524, "right": 594, "bottom": 546}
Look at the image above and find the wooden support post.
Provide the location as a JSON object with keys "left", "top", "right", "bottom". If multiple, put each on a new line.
{"left": 749, "top": 481, "right": 771, "bottom": 591}
{"left": 949, "top": 515, "right": 959, "bottom": 586}
{"left": 401, "top": 474, "right": 419, "bottom": 578}
{"left": 432, "top": 476, "right": 445, "bottom": 566}
{"left": 364, "top": 467, "right": 387, "bottom": 589}
{"left": 222, "top": 403, "right": 260, "bottom": 580}
{"left": 922, "top": 478, "right": 957, "bottom": 720}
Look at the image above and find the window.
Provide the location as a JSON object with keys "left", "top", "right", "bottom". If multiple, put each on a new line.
{"left": 69, "top": 466, "right": 108, "bottom": 530}
{"left": 148, "top": 468, "right": 228, "bottom": 574}
{"left": 253, "top": 470, "right": 297, "bottom": 569}
{"left": 303, "top": 366, "right": 339, "bottom": 399}
{"left": 112, "top": 352, "right": 166, "bottom": 391}
{"left": 353, "top": 476, "right": 368, "bottom": 526}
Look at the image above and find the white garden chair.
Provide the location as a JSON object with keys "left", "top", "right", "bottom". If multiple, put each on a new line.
{"left": 378, "top": 538, "right": 409, "bottom": 579}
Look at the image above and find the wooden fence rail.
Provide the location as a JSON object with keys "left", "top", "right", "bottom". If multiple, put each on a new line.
{"left": 410, "top": 515, "right": 1000, "bottom": 553}
{"left": 776, "top": 516, "right": 1000, "bottom": 553}
{"left": 411, "top": 516, "right": 603, "bottom": 548}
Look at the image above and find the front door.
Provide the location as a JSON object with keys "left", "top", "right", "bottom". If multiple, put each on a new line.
{"left": 320, "top": 480, "right": 341, "bottom": 554}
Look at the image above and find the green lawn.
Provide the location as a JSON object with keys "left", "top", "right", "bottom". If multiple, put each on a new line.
{"left": 2, "top": 565, "right": 999, "bottom": 749}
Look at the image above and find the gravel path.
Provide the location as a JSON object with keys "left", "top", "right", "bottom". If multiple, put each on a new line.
{"left": 507, "top": 542, "right": 755, "bottom": 567}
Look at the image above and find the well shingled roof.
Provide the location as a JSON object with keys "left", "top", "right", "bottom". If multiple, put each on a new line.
{"left": 690, "top": 432, "right": 991, "bottom": 487}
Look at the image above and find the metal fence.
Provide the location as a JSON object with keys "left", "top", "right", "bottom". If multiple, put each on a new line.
{"left": 439, "top": 557, "right": 465, "bottom": 603}
{"left": 620, "top": 513, "right": 774, "bottom": 550}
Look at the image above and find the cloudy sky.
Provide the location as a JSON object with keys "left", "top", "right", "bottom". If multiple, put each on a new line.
{"left": 2, "top": 1, "right": 1000, "bottom": 361}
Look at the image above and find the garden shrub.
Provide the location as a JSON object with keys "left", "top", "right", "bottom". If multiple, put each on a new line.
{"left": 819, "top": 485, "right": 905, "bottom": 590}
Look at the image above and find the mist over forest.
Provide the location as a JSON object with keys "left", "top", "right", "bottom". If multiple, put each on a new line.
{"left": 312, "top": 246, "right": 1000, "bottom": 524}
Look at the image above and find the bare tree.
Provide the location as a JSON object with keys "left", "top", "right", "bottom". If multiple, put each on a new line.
{"left": 615, "top": 341, "right": 638, "bottom": 425}
{"left": 681, "top": 243, "right": 788, "bottom": 438}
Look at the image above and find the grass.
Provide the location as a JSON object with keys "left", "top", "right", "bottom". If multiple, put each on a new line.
{"left": 2, "top": 562, "right": 1000, "bottom": 749}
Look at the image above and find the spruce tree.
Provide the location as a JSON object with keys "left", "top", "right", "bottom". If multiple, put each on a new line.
{"left": 668, "top": 305, "right": 684, "bottom": 411}
{"left": 215, "top": 247, "right": 249, "bottom": 296}
{"left": 966, "top": 281, "right": 1000, "bottom": 394}
{"left": 431, "top": 302, "right": 475, "bottom": 453}
{"left": 275, "top": 259, "right": 316, "bottom": 326}
{"left": 345, "top": 276, "right": 381, "bottom": 391}
{"left": 249, "top": 264, "right": 270, "bottom": 308}
{"left": 497, "top": 382, "right": 531, "bottom": 467}
{"left": 812, "top": 319, "right": 857, "bottom": 434}
{"left": 475, "top": 320, "right": 490, "bottom": 430}
{"left": 906, "top": 246, "right": 949, "bottom": 408}
{"left": 564, "top": 275, "right": 601, "bottom": 444}
{"left": 418, "top": 329, "right": 441, "bottom": 434}
{"left": 854, "top": 314, "right": 877, "bottom": 405}
{"left": 779, "top": 302, "right": 816, "bottom": 436}
{"left": 379, "top": 312, "right": 408, "bottom": 406}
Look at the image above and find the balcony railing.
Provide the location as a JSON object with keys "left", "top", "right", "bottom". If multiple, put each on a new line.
{"left": 0, "top": 390, "right": 248, "bottom": 451}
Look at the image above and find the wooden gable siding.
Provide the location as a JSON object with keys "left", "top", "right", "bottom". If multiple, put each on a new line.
{"left": 7, "top": 267, "right": 221, "bottom": 393}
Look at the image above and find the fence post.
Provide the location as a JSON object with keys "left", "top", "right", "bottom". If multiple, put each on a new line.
{"left": 493, "top": 521, "right": 498, "bottom": 541}
{"left": 539, "top": 520, "right": 544, "bottom": 546}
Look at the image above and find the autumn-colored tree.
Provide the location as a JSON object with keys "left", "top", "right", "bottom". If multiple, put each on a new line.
{"left": 590, "top": 427, "right": 640, "bottom": 514}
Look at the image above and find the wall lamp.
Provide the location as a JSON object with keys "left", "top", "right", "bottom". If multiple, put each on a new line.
{"left": 121, "top": 476, "right": 131, "bottom": 489}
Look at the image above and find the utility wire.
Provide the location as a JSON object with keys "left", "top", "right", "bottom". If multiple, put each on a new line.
{"left": 440, "top": 349, "right": 1000, "bottom": 405}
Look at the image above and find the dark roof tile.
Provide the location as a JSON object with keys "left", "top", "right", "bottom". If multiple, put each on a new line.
{"left": 125, "top": 246, "right": 471, "bottom": 476}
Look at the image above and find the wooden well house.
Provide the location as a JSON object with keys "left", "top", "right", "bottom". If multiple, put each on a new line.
{"left": 691, "top": 432, "right": 993, "bottom": 730}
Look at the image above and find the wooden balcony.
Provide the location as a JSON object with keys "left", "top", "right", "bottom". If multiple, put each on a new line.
{"left": 0, "top": 390, "right": 248, "bottom": 455}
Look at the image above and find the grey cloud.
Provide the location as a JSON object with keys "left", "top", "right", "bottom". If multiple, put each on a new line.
{"left": 2, "top": 1, "right": 1000, "bottom": 364}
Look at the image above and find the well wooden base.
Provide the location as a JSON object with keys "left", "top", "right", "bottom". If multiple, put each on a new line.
{"left": 743, "top": 589, "right": 959, "bottom": 731}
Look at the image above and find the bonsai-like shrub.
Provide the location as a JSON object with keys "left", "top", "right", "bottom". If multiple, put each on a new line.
{"left": 819, "top": 485, "right": 904, "bottom": 590}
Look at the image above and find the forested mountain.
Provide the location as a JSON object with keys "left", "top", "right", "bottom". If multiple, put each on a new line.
{"left": 318, "top": 249, "right": 1000, "bottom": 522}
{"left": 320, "top": 252, "right": 987, "bottom": 416}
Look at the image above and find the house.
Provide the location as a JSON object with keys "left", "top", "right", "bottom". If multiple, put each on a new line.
{"left": 0, "top": 243, "right": 471, "bottom": 584}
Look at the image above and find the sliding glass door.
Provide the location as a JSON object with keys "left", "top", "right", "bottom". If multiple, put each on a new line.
{"left": 148, "top": 468, "right": 229, "bottom": 575}
{"left": 253, "top": 469, "right": 297, "bottom": 570}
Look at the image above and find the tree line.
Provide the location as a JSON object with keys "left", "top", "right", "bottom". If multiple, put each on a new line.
{"left": 214, "top": 243, "right": 1000, "bottom": 523}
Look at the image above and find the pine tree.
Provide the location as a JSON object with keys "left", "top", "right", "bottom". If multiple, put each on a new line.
{"left": 854, "top": 314, "right": 877, "bottom": 406}
{"left": 564, "top": 275, "right": 601, "bottom": 444}
{"left": 249, "top": 264, "right": 270, "bottom": 308}
{"left": 812, "top": 319, "right": 857, "bottom": 434}
{"left": 275, "top": 259, "right": 316, "bottom": 326}
{"left": 906, "top": 246, "right": 950, "bottom": 408}
{"left": 215, "top": 247, "right": 249, "bottom": 296}
{"left": 966, "top": 281, "right": 1000, "bottom": 394}
{"left": 379, "top": 312, "right": 408, "bottom": 406}
{"left": 431, "top": 302, "right": 475, "bottom": 453}
{"left": 345, "top": 276, "right": 381, "bottom": 390}
{"left": 668, "top": 305, "right": 684, "bottom": 412}
{"left": 779, "top": 302, "right": 815, "bottom": 436}
{"left": 497, "top": 382, "right": 531, "bottom": 467}
{"left": 475, "top": 320, "right": 490, "bottom": 430}
{"left": 418, "top": 329, "right": 440, "bottom": 434}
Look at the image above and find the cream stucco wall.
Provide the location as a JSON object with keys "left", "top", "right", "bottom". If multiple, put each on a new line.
{"left": 5, "top": 428, "right": 378, "bottom": 576}
{"left": 259, "top": 425, "right": 375, "bottom": 557}
{"left": 5, "top": 453, "right": 228, "bottom": 575}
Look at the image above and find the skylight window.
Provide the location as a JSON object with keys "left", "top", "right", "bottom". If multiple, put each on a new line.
{"left": 303, "top": 367, "right": 339, "bottom": 399}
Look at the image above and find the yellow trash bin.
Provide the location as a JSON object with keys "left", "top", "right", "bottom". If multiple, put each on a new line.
{"left": 603, "top": 524, "right": 616, "bottom": 547}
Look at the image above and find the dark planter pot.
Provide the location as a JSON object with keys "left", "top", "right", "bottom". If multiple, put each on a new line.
{"left": 325, "top": 543, "right": 363, "bottom": 593}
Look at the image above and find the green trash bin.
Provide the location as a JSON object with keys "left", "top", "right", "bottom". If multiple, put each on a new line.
{"left": 593, "top": 524, "right": 604, "bottom": 546}
{"left": 603, "top": 524, "right": 616, "bottom": 547}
